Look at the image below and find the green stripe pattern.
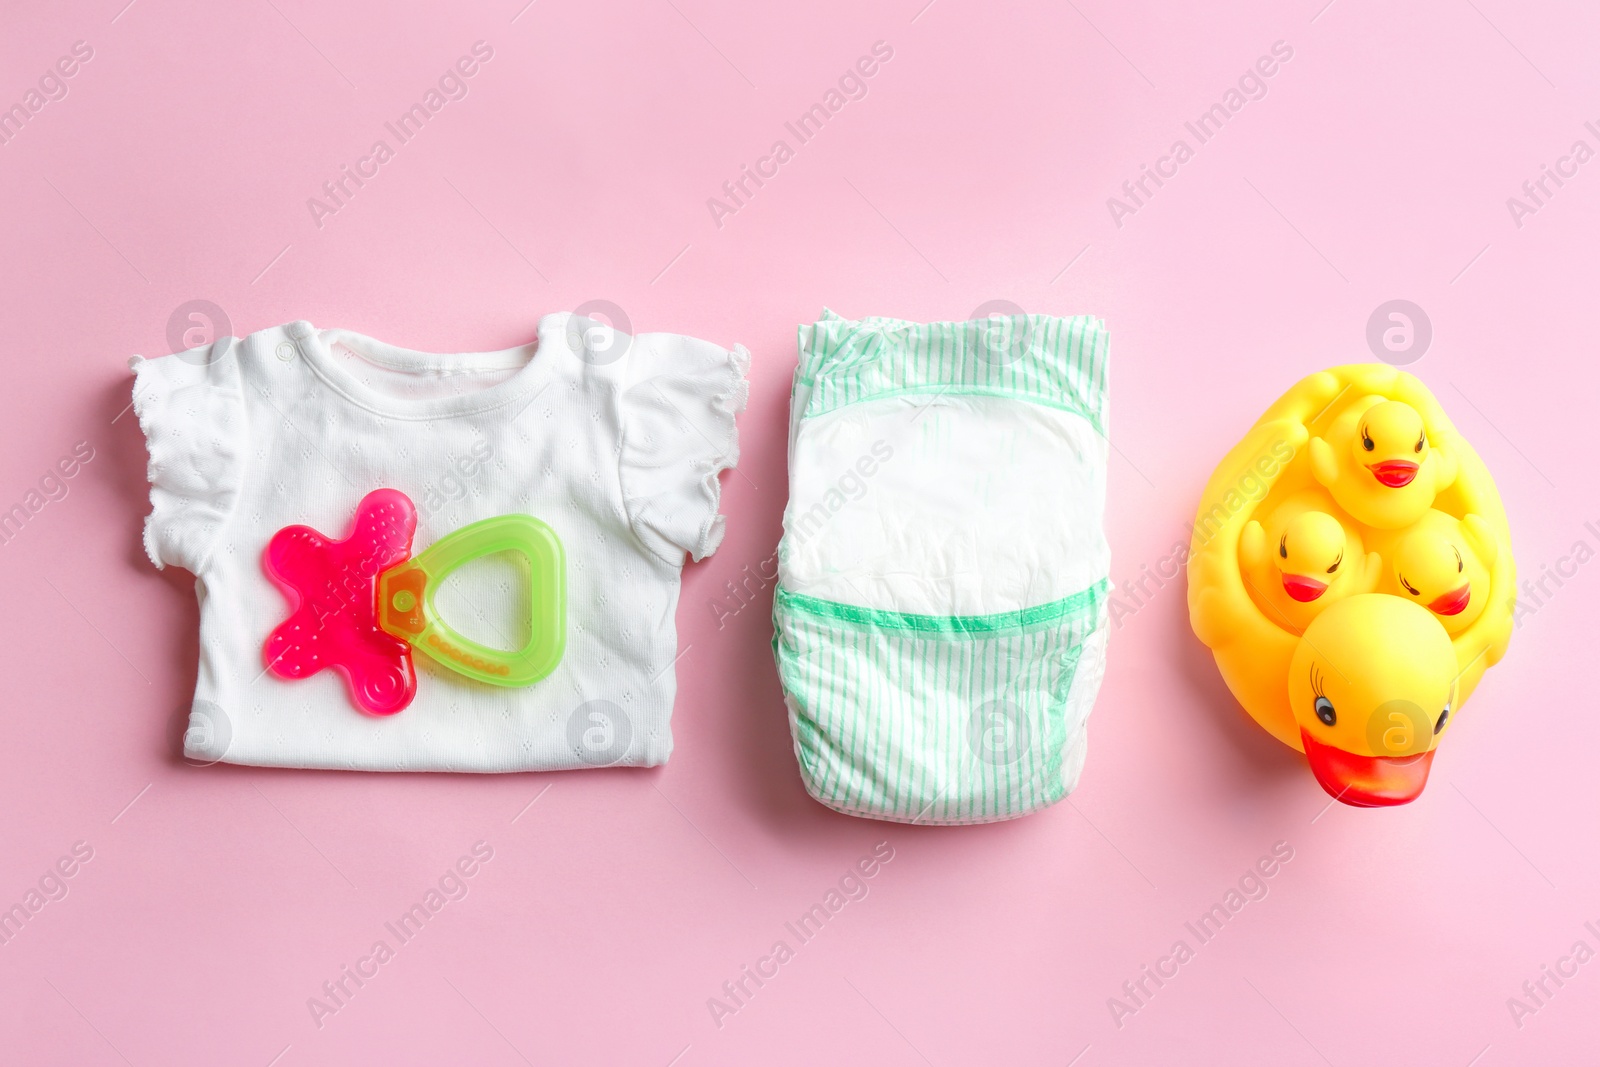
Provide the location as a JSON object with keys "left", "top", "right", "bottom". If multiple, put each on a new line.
{"left": 795, "top": 307, "right": 1110, "bottom": 436}
{"left": 775, "top": 583, "right": 1107, "bottom": 824}
{"left": 775, "top": 309, "right": 1112, "bottom": 825}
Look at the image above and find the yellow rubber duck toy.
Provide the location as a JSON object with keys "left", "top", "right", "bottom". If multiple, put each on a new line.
{"left": 1239, "top": 490, "right": 1381, "bottom": 634}
{"left": 1309, "top": 396, "right": 1458, "bottom": 529}
{"left": 1290, "top": 595, "right": 1457, "bottom": 804}
{"left": 1187, "top": 365, "right": 1514, "bottom": 807}
{"left": 1381, "top": 509, "right": 1497, "bottom": 635}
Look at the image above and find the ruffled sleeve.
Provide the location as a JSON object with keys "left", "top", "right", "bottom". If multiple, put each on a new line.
{"left": 617, "top": 333, "right": 749, "bottom": 564}
{"left": 130, "top": 340, "right": 247, "bottom": 573}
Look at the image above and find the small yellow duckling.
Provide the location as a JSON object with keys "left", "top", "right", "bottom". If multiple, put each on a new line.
{"left": 1387, "top": 510, "right": 1497, "bottom": 635}
{"left": 1239, "top": 493, "right": 1380, "bottom": 633}
{"left": 1289, "top": 594, "right": 1457, "bottom": 806}
{"left": 1310, "top": 398, "right": 1456, "bottom": 529}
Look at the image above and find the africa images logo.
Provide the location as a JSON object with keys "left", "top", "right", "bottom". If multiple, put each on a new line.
{"left": 1106, "top": 40, "right": 1295, "bottom": 228}
{"left": 306, "top": 41, "right": 496, "bottom": 229}
{"left": 705, "top": 41, "right": 895, "bottom": 229}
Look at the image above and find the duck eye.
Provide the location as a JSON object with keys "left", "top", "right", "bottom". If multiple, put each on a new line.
{"left": 1454, "top": 546, "right": 1463, "bottom": 573}
{"left": 1415, "top": 431, "right": 1426, "bottom": 453}
{"left": 1399, "top": 575, "right": 1419, "bottom": 596}
{"left": 1434, "top": 704, "right": 1450, "bottom": 734}
{"left": 1278, "top": 535, "right": 1287, "bottom": 560}
{"left": 1361, "top": 428, "right": 1375, "bottom": 452}
{"left": 1314, "top": 696, "right": 1336, "bottom": 726}
{"left": 1327, "top": 552, "right": 1342, "bottom": 574}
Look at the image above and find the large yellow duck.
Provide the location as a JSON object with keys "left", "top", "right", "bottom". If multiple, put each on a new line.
{"left": 1187, "top": 365, "right": 1514, "bottom": 807}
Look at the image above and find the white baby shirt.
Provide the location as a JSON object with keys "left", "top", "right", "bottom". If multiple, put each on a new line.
{"left": 132, "top": 316, "right": 748, "bottom": 772}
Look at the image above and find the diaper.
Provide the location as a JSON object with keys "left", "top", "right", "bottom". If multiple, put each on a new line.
{"left": 773, "top": 310, "right": 1111, "bottom": 825}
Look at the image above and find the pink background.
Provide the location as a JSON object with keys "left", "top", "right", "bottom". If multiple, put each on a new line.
{"left": 1, "top": 0, "right": 1596, "bottom": 1063}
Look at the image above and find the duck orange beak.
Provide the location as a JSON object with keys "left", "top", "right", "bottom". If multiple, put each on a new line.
{"left": 1281, "top": 574, "right": 1328, "bottom": 602}
{"left": 1367, "top": 459, "right": 1419, "bottom": 488}
{"left": 1300, "top": 728, "right": 1435, "bottom": 807}
{"left": 1428, "top": 584, "right": 1471, "bottom": 616}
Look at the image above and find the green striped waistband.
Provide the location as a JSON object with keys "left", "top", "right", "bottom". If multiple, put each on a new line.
{"left": 795, "top": 308, "right": 1109, "bottom": 435}
{"left": 774, "top": 579, "right": 1108, "bottom": 635}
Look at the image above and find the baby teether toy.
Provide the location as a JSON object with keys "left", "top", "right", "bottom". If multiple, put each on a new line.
{"left": 1187, "top": 365, "right": 1514, "bottom": 807}
{"left": 263, "top": 489, "right": 565, "bottom": 715}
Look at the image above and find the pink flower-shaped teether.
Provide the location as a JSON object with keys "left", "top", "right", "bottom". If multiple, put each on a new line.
{"left": 262, "top": 489, "right": 419, "bottom": 715}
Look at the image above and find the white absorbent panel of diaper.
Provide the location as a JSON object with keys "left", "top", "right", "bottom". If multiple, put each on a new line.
{"left": 780, "top": 393, "right": 1109, "bottom": 616}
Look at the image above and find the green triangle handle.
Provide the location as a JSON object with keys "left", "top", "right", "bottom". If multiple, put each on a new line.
{"left": 377, "top": 513, "right": 566, "bottom": 688}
